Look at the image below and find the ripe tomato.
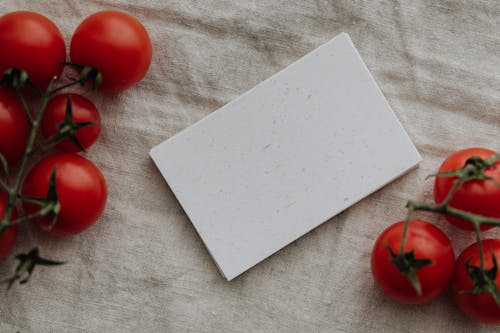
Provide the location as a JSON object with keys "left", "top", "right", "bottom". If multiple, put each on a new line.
{"left": 70, "top": 11, "right": 152, "bottom": 92}
{"left": 0, "top": 87, "right": 30, "bottom": 166}
{"left": 371, "top": 220, "right": 455, "bottom": 304}
{"left": 434, "top": 148, "right": 500, "bottom": 231}
{"left": 452, "top": 239, "right": 500, "bottom": 324}
{"left": 0, "top": 192, "right": 18, "bottom": 260}
{"left": 0, "top": 11, "right": 66, "bottom": 90}
{"left": 22, "top": 153, "right": 107, "bottom": 236}
{"left": 41, "top": 94, "right": 101, "bottom": 152}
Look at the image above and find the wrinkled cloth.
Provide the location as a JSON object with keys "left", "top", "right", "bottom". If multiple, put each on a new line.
{"left": 0, "top": 1, "right": 499, "bottom": 332}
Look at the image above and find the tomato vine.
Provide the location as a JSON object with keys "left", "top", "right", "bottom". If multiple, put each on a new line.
{"left": 0, "top": 9, "right": 152, "bottom": 289}
{"left": 0, "top": 67, "right": 100, "bottom": 287}
{"left": 384, "top": 151, "right": 500, "bottom": 323}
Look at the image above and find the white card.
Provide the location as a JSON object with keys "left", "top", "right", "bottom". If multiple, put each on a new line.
{"left": 150, "top": 33, "right": 421, "bottom": 280}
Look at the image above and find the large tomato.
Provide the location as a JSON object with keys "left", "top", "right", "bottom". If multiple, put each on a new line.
{"left": 70, "top": 11, "right": 152, "bottom": 92}
{"left": 22, "top": 153, "right": 107, "bottom": 236}
{"left": 0, "top": 87, "right": 30, "bottom": 166}
{"left": 0, "top": 11, "right": 66, "bottom": 90}
{"left": 0, "top": 192, "right": 18, "bottom": 260}
{"left": 371, "top": 220, "right": 455, "bottom": 304}
{"left": 434, "top": 148, "right": 500, "bottom": 231}
{"left": 41, "top": 94, "right": 101, "bottom": 152}
{"left": 452, "top": 239, "right": 500, "bottom": 324}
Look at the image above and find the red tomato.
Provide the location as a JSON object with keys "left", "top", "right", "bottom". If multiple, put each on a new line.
{"left": 452, "top": 239, "right": 500, "bottom": 324}
{"left": 371, "top": 220, "right": 455, "bottom": 304}
{"left": 0, "top": 11, "right": 66, "bottom": 90}
{"left": 0, "top": 192, "right": 18, "bottom": 260}
{"left": 434, "top": 148, "right": 500, "bottom": 231}
{"left": 0, "top": 87, "right": 30, "bottom": 166}
{"left": 22, "top": 153, "right": 107, "bottom": 236}
{"left": 70, "top": 11, "right": 152, "bottom": 92}
{"left": 41, "top": 94, "right": 101, "bottom": 152}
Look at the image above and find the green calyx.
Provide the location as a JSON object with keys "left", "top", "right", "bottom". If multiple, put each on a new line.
{"left": 3, "top": 248, "right": 64, "bottom": 289}
{"left": 0, "top": 68, "right": 41, "bottom": 97}
{"left": 460, "top": 253, "right": 500, "bottom": 306}
{"left": 1, "top": 68, "right": 30, "bottom": 90}
{"left": 429, "top": 154, "right": 500, "bottom": 187}
{"left": 61, "top": 62, "right": 103, "bottom": 90}
{"left": 49, "top": 96, "right": 94, "bottom": 151}
{"left": 20, "top": 167, "right": 60, "bottom": 228}
{"left": 385, "top": 245, "right": 432, "bottom": 296}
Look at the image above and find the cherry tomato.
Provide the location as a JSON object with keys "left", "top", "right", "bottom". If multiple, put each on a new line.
{"left": 371, "top": 220, "right": 455, "bottom": 304}
{"left": 70, "top": 11, "right": 152, "bottom": 92}
{"left": 0, "top": 11, "right": 66, "bottom": 90}
{"left": 0, "top": 87, "right": 30, "bottom": 166}
{"left": 0, "top": 191, "right": 18, "bottom": 260}
{"left": 41, "top": 94, "right": 101, "bottom": 152}
{"left": 22, "top": 153, "right": 107, "bottom": 236}
{"left": 452, "top": 239, "right": 500, "bottom": 324}
{"left": 434, "top": 148, "right": 500, "bottom": 231}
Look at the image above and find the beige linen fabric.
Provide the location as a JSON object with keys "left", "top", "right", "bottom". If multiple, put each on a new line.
{"left": 0, "top": 1, "right": 499, "bottom": 332}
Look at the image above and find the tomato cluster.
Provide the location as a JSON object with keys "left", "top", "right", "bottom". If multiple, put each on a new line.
{"left": 371, "top": 148, "right": 500, "bottom": 324}
{"left": 0, "top": 11, "right": 151, "bottom": 259}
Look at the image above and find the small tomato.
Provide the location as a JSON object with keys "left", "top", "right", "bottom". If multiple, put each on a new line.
{"left": 0, "top": 11, "right": 66, "bottom": 89}
{"left": 70, "top": 11, "right": 152, "bottom": 92}
{"left": 371, "top": 220, "right": 455, "bottom": 304}
{"left": 22, "top": 153, "right": 107, "bottom": 236}
{"left": 452, "top": 239, "right": 500, "bottom": 324}
{"left": 434, "top": 148, "right": 500, "bottom": 231}
{"left": 42, "top": 94, "right": 101, "bottom": 152}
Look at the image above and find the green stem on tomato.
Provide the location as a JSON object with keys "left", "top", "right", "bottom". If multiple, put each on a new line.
{"left": 406, "top": 201, "right": 500, "bottom": 227}
{"left": 50, "top": 81, "right": 80, "bottom": 96}
{"left": 0, "top": 78, "right": 56, "bottom": 229}
{"left": 441, "top": 172, "right": 466, "bottom": 206}
{"left": 474, "top": 223, "right": 486, "bottom": 272}
{"left": 13, "top": 87, "right": 33, "bottom": 123}
{"left": 37, "top": 134, "right": 74, "bottom": 153}
{"left": 399, "top": 207, "right": 415, "bottom": 254}
{"left": 50, "top": 64, "right": 102, "bottom": 96}
{"left": 399, "top": 172, "right": 466, "bottom": 257}
{"left": 0, "top": 180, "right": 8, "bottom": 194}
{"left": 2, "top": 204, "right": 56, "bottom": 230}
